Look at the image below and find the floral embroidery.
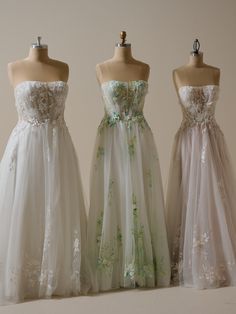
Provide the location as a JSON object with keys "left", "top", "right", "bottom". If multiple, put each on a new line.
{"left": 201, "top": 143, "right": 207, "bottom": 163}
{"left": 96, "top": 180, "right": 114, "bottom": 272}
{"left": 192, "top": 231, "right": 210, "bottom": 250}
{"left": 98, "top": 113, "right": 149, "bottom": 132}
{"left": 72, "top": 229, "right": 81, "bottom": 287}
{"left": 107, "top": 112, "right": 120, "bottom": 127}
{"left": 146, "top": 169, "right": 153, "bottom": 188}
{"left": 95, "top": 190, "right": 165, "bottom": 284}
{"left": 96, "top": 146, "right": 104, "bottom": 159}
{"left": 116, "top": 226, "right": 122, "bottom": 245}
{"left": 128, "top": 136, "right": 136, "bottom": 158}
{"left": 108, "top": 179, "right": 114, "bottom": 205}
{"left": 14, "top": 81, "right": 68, "bottom": 127}
{"left": 171, "top": 224, "right": 236, "bottom": 287}
{"left": 96, "top": 211, "right": 104, "bottom": 245}
{"left": 96, "top": 209, "right": 123, "bottom": 273}
{"left": 9, "top": 147, "right": 17, "bottom": 171}
{"left": 96, "top": 226, "right": 123, "bottom": 274}
{"left": 124, "top": 194, "right": 155, "bottom": 285}
{"left": 178, "top": 85, "right": 220, "bottom": 131}
{"left": 124, "top": 264, "right": 135, "bottom": 280}
{"left": 155, "top": 256, "right": 167, "bottom": 276}
{"left": 23, "top": 255, "right": 41, "bottom": 289}
{"left": 95, "top": 179, "right": 123, "bottom": 274}
{"left": 217, "top": 178, "right": 228, "bottom": 206}
{"left": 98, "top": 80, "right": 149, "bottom": 132}
{"left": 97, "top": 243, "right": 116, "bottom": 274}
{"left": 1, "top": 231, "right": 82, "bottom": 296}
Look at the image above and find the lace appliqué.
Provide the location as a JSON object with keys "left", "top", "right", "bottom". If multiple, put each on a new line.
{"left": 178, "top": 85, "right": 220, "bottom": 132}
{"left": 124, "top": 193, "right": 155, "bottom": 287}
{"left": 191, "top": 227, "right": 235, "bottom": 287}
{"left": 71, "top": 230, "right": 81, "bottom": 291}
{"left": 96, "top": 179, "right": 122, "bottom": 274}
{"left": 98, "top": 113, "right": 149, "bottom": 132}
{"left": 14, "top": 81, "right": 68, "bottom": 127}
{"left": 146, "top": 169, "right": 153, "bottom": 188}
{"left": 128, "top": 135, "right": 136, "bottom": 158}
{"left": 171, "top": 225, "right": 236, "bottom": 287}
{"left": 201, "top": 142, "right": 207, "bottom": 164}
{"left": 99, "top": 80, "right": 149, "bottom": 132}
{"left": 9, "top": 147, "right": 17, "bottom": 171}
{"left": 0, "top": 230, "right": 82, "bottom": 296}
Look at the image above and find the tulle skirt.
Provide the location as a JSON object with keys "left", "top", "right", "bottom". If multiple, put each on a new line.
{"left": 88, "top": 118, "right": 171, "bottom": 292}
{"left": 0, "top": 121, "right": 89, "bottom": 305}
{"left": 166, "top": 122, "right": 236, "bottom": 289}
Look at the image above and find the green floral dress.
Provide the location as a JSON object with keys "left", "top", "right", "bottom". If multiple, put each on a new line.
{"left": 88, "top": 80, "right": 170, "bottom": 292}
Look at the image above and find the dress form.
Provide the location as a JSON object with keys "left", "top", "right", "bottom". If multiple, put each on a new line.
{"left": 8, "top": 37, "right": 69, "bottom": 87}
{"left": 96, "top": 31, "right": 150, "bottom": 84}
{"left": 173, "top": 39, "right": 220, "bottom": 92}
{"left": 88, "top": 32, "right": 171, "bottom": 292}
{"left": 166, "top": 40, "right": 236, "bottom": 290}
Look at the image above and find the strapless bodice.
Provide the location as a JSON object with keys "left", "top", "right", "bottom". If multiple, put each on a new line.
{"left": 99, "top": 80, "right": 149, "bottom": 130}
{"left": 178, "top": 85, "right": 219, "bottom": 129}
{"left": 14, "top": 81, "right": 68, "bottom": 126}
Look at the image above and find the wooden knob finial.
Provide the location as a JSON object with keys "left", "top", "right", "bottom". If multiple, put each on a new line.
{"left": 120, "top": 31, "right": 127, "bottom": 45}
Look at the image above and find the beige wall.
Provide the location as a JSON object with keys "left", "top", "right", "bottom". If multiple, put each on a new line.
{"left": 0, "top": 0, "right": 236, "bottom": 201}
{"left": 0, "top": 1, "right": 236, "bottom": 313}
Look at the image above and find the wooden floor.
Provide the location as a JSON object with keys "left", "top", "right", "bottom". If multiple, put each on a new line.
{"left": 0, "top": 286, "right": 235, "bottom": 314}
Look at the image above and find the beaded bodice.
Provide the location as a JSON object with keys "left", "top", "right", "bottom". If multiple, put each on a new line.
{"left": 99, "top": 80, "right": 148, "bottom": 129}
{"left": 14, "top": 81, "right": 68, "bottom": 126}
{"left": 178, "top": 85, "right": 219, "bottom": 129}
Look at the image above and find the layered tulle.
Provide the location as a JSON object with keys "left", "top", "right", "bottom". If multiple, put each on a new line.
{"left": 0, "top": 81, "right": 89, "bottom": 304}
{"left": 166, "top": 85, "right": 236, "bottom": 289}
{"left": 88, "top": 118, "right": 171, "bottom": 292}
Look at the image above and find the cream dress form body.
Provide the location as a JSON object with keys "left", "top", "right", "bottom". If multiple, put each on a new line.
{"left": 88, "top": 43, "right": 171, "bottom": 291}
{"left": 96, "top": 45, "right": 150, "bottom": 83}
{"left": 173, "top": 52, "right": 220, "bottom": 90}
{"left": 166, "top": 51, "right": 236, "bottom": 288}
{"left": 0, "top": 44, "right": 89, "bottom": 304}
{"left": 8, "top": 46, "right": 69, "bottom": 86}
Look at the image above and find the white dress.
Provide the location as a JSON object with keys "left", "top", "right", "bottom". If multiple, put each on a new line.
{"left": 166, "top": 85, "right": 236, "bottom": 289}
{"left": 88, "top": 80, "right": 170, "bottom": 292}
{"left": 0, "top": 81, "right": 88, "bottom": 305}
